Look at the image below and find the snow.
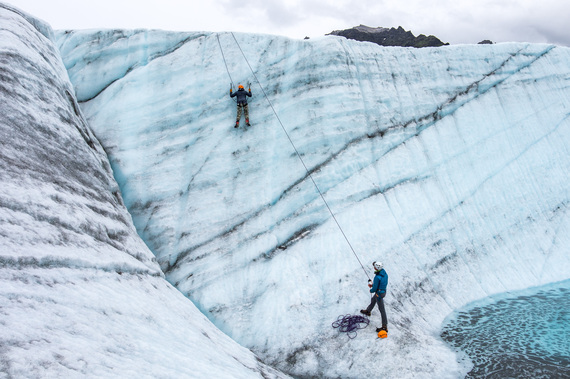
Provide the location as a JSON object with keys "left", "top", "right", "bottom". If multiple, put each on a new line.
{"left": 0, "top": 4, "right": 288, "bottom": 378}
{"left": 1, "top": 0, "right": 569, "bottom": 376}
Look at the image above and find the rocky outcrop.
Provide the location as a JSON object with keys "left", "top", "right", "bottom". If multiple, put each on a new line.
{"left": 327, "top": 24, "right": 448, "bottom": 47}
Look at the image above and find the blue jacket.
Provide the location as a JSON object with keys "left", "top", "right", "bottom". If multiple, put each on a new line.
{"left": 370, "top": 269, "right": 388, "bottom": 296}
{"left": 230, "top": 88, "right": 252, "bottom": 104}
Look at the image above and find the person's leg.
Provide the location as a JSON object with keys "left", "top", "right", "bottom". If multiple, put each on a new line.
{"left": 365, "top": 295, "right": 376, "bottom": 313}
{"left": 236, "top": 104, "right": 243, "bottom": 122}
{"left": 376, "top": 293, "right": 387, "bottom": 329}
{"left": 244, "top": 104, "right": 250, "bottom": 124}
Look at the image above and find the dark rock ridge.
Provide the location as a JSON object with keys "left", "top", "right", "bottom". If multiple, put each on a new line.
{"left": 327, "top": 24, "right": 448, "bottom": 47}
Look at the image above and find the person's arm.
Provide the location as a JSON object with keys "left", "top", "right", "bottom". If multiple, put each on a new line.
{"left": 370, "top": 276, "right": 380, "bottom": 294}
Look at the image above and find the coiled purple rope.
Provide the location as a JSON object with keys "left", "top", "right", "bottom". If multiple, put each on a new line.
{"left": 332, "top": 314, "right": 370, "bottom": 338}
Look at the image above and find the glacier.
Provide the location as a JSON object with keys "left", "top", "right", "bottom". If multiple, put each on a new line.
{"left": 0, "top": 3, "right": 288, "bottom": 378}
{"left": 1, "top": 1, "right": 569, "bottom": 377}
{"left": 54, "top": 25, "right": 570, "bottom": 378}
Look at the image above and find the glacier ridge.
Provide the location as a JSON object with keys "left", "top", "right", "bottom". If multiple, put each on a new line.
{"left": 55, "top": 27, "right": 570, "bottom": 378}
{"left": 0, "top": 3, "right": 289, "bottom": 378}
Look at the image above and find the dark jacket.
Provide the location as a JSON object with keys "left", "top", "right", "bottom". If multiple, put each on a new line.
{"left": 370, "top": 269, "right": 388, "bottom": 296}
{"left": 231, "top": 88, "right": 252, "bottom": 104}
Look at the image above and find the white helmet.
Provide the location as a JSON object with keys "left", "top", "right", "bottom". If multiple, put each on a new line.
{"left": 373, "top": 261, "right": 383, "bottom": 271}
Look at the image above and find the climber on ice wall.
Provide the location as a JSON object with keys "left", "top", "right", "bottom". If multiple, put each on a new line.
{"left": 230, "top": 84, "right": 252, "bottom": 128}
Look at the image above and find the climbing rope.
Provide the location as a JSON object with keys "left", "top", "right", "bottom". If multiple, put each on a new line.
{"left": 332, "top": 314, "right": 370, "bottom": 338}
{"left": 216, "top": 33, "right": 238, "bottom": 103}
{"left": 229, "top": 32, "right": 371, "bottom": 281}
{"left": 216, "top": 33, "right": 234, "bottom": 87}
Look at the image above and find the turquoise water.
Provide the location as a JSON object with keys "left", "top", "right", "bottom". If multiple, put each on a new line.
{"left": 441, "top": 280, "right": 570, "bottom": 378}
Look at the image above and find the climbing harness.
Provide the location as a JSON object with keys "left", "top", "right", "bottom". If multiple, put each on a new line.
{"left": 332, "top": 314, "right": 370, "bottom": 338}
{"left": 226, "top": 32, "right": 371, "bottom": 281}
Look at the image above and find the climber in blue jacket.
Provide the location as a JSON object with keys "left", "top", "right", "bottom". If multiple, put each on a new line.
{"left": 361, "top": 261, "right": 388, "bottom": 333}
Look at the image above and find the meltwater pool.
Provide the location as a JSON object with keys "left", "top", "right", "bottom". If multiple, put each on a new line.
{"left": 441, "top": 279, "right": 570, "bottom": 378}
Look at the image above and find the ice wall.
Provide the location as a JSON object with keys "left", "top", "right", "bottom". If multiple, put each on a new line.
{"left": 0, "top": 4, "right": 289, "bottom": 378}
{"left": 56, "top": 26, "right": 570, "bottom": 378}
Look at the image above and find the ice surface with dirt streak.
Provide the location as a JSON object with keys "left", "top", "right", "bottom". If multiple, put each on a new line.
{"left": 0, "top": 3, "right": 289, "bottom": 378}
{"left": 55, "top": 24, "right": 570, "bottom": 378}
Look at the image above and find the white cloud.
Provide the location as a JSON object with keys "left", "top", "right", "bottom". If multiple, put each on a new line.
{"left": 5, "top": 0, "right": 570, "bottom": 45}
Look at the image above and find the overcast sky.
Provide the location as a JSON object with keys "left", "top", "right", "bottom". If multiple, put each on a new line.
{"left": 6, "top": 0, "right": 570, "bottom": 46}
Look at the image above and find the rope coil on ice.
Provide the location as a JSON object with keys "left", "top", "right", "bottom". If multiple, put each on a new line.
{"left": 332, "top": 314, "right": 370, "bottom": 338}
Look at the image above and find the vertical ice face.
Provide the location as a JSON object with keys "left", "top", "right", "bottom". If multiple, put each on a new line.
{"left": 57, "top": 26, "right": 570, "bottom": 378}
{"left": 0, "top": 4, "right": 289, "bottom": 378}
